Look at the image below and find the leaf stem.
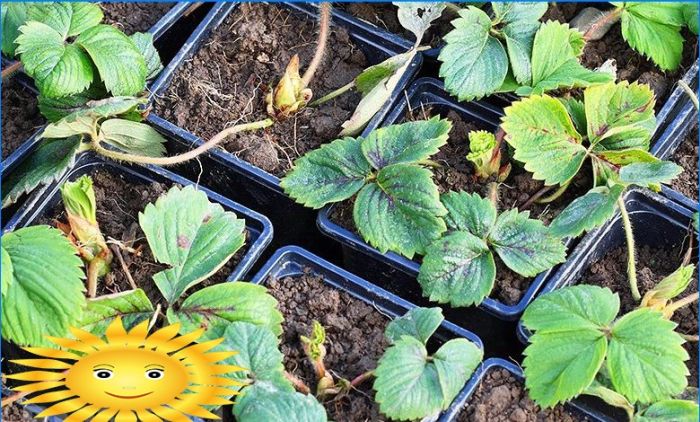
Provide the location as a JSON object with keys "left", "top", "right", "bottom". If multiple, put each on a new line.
{"left": 1, "top": 61, "right": 22, "bottom": 80}
{"left": 284, "top": 371, "right": 311, "bottom": 395}
{"left": 678, "top": 80, "right": 699, "bottom": 110}
{"left": 520, "top": 185, "right": 556, "bottom": 210}
{"left": 583, "top": 7, "right": 622, "bottom": 41}
{"left": 618, "top": 197, "right": 640, "bottom": 301}
{"left": 92, "top": 119, "right": 274, "bottom": 166}
{"left": 301, "top": 2, "right": 331, "bottom": 89}
{"left": 666, "top": 292, "right": 699, "bottom": 315}
{"left": 538, "top": 180, "right": 572, "bottom": 204}
{"left": 349, "top": 370, "right": 374, "bottom": 388}
{"left": 488, "top": 182, "right": 500, "bottom": 211}
{"left": 309, "top": 80, "right": 355, "bottom": 107}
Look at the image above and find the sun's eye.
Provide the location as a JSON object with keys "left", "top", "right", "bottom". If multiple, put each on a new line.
{"left": 93, "top": 369, "right": 113, "bottom": 380}
{"left": 145, "top": 369, "right": 164, "bottom": 380}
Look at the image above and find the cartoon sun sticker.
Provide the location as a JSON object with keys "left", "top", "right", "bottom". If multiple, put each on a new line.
{"left": 6, "top": 317, "right": 245, "bottom": 421}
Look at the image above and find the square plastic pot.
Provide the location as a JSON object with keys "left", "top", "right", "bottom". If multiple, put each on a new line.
{"left": 3, "top": 153, "right": 273, "bottom": 282}
{"left": 317, "top": 77, "right": 572, "bottom": 322}
{"left": 516, "top": 187, "right": 694, "bottom": 419}
{"left": 147, "top": 2, "right": 422, "bottom": 196}
{"left": 438, "top": 358, "right": 614, "bottom": 422}
{"left": 250, "top": 245, "right": 484, "bottom": 420}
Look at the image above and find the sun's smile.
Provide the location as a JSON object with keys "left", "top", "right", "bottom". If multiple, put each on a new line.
{"left": 7, "top": 317, "right": 245, "bottom": 421}
{"left": 106, "top": 391, "right": 154, "bottom": 399}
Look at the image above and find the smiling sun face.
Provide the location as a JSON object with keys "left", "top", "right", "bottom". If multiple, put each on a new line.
{"left": 7, "top": 317, "right": 244, "bottom": 421}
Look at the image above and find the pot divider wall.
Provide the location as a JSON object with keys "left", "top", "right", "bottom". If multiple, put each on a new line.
{"left": 438, "top": 358, "right": 614, "bottom": 422}
{"left": 250, "top": 245, "right": 484, "bottom": 420}
{"left": 517, "top": 187, "right": 696, "bottom": 420}
{"left": 318, "top": 77, "right": 573, "bottom": 323}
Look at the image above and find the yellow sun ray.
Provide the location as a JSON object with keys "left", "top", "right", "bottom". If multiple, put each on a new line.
{"left": 23, "top": 389, "right": 76, "bottom": 404}
{"left": 23, "top": 347, "right": 80, "bottom": 360}
{"left": 11, "top": 358, "right": 72, "bottom": 370}
{"left": 10, "top": 317, "right": 244, "bottom": 420}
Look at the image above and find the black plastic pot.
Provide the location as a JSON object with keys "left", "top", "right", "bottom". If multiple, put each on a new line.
{"left": 250, "top": 245, "right": 484, "bottom": 419}
{"left": 147, "top": 2, "right": 422, "bottom": 196}
{"left": 516, "top": 187, "right": 695, "bottom": 420}
{"left": 317, "top": 78, "right": 572, "bottom": 324}
{"left": 438, "top": 358, "right": 613, "bottom": 422}
{"left": 3, "top": 153, "right": 273, "bottom": 282}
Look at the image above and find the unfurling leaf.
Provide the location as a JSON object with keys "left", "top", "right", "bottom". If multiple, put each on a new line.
{"left": 266, "top": 55, "right": 312, "bottom": 120}
{"left": 300, "top": 320, "right": 327, "bottom": 361}
{"left": 418, "top": 191, "right": 565, "bottom": 306}
{"left": 2, "top": 226, "right": 85, "bottom": 346}
{"left": 139, "top": 185, "right": 246, "bottom": 303}
{"left": 466, "top": 130, "right": 510, "bottom": 181}
{"left": 641, "top": 264, "right": 696, "bottom": 313}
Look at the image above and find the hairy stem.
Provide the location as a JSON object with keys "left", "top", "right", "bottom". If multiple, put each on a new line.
{"left": 488, "top": 182, "right": 500, "bottom": 211}
{"left": 678, "top": 80, "right": 699, "bottom": 110}
{"left": 618, "top": 197, "right": 640, "bottom": 301}
{"left": 1, "top": 61, "right": 22, "bottom": 80}
{"left": 538, "top": 180, "right": 572, "bottom": 204}
{"left": 92, "top": 119, "right": 274, "bottom": 165}
{"left": 284, "top": 371, "right": 311, "bottom": 395}
{"left": 583, "top": 7, "right": 622, "bottom": 41}
{"left": 349, "top": 370, "right": 374, "bottom": 389}
{"left": 681, "top": 333, "right": 699, "bottom": 342}
{"left": 309, "top": 80, "right": 355, "bottom": 107}
{"left": 301, "top": 2, "right": 331, "bottom": 88}
{"left": 1, "top": 390, "right": 29, "bottom": 408}
{"left": 666, "top": 292, "right": 699, "bottom": 315}
{"left": 86, "top": 260, "right": 100, "bottom": 298}
{"left": 520, "top": 185, "right": 556, "bottom": 210}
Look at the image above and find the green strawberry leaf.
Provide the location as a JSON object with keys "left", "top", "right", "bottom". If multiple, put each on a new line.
{"left": 2, "top": 246, "right": 13, "bottom": 297}
{"left": 636, "top": 400, "right": 699, "bottom": 422}
{"left": 2, "top": 137, "right": 82, "bottom": 208}
{"left": 523, "top": 21, "right": 613, "bottom": 95}
{"left": 501, "top": 94, "right": 586, "bottom": 186}
{"left": 281, "top": 136, "right": 371, "bottom": 209}
{"left": 139, "top": 186, "right": 246, "bottom": 303}
{"left": 620, "top": 3, "right": 685, "bottom": 71}
{"left": 16, "top": 21, "right": 94, "bottom": 98}
{"left": 522, "top": 285, "right": 619, "bottom": 407}
{"left": 488, "top": 208, "right": 566, "bottom": 277}
{"left": 441, "top": 191, "right": 496, "bottom": 239}
{"left": 549, "top": 184, "right": 625, "bottom": 239}
{"left": 2, "top": 3, "right": 29, "bottom": 56}
{"left": 418, "top": 231, "right": 495, "bottom": 306}
{"left": 233, "top": 381, "right": 327, "bottom": 422}
{"left": 27, "top": 2, "right": 103, "bottom": 38}
{"left": 75, "top": 24, "right": 147, "bottom": 96}
{"left": 619, "top": 161, "right": 683, "bottom": 188}
{"left": 1, "top": 226, "right": 85, "bottom": 346}
{"left": 608, "top": 308, "right": 689, "bottom": 404}
{"left": 99, "top": 118, "right": 166, "bottom": 157}
{"left": 374, "top": 335, "right": 482, "bottom": 420}
{"left": 585, "top": 81, "right": 655, "bottom": 151}
{"left": 360, "top": 117, "right": 451, "bottom": 169}
{"left": 354, "top": 51, "right": 414, "bottom": 95}
{"left": 130, "top": 32, "right": 163, "bottom": 80}
{"left": 439, "top": 7, "right": 508, "bottom": 101}
{"left": 166, "top": 282, "right": 283, "bottom": 338}
{"left": 79, "top": 289, "right": 154, "bottom": 335}
{"left": 683, "top": 3, "right": 699, "bottom": 34}
{"left": 596, "top": 149, "right": 658, "bottom": 166}
{"left": 385, "top": 307, "right": 444, "bottom": 345}
{"left": 217, "top": 322, "right": 291, "bottom": 391}
{"left": 354, "top": 164, "right": 446, "bottom": 258}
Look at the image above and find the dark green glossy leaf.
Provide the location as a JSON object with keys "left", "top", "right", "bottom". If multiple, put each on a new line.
{"left": 549, "top": 184, "right": 625, "bottom": 239}
{"left": 441, "top": 191, "right": 496, "bottom": 238}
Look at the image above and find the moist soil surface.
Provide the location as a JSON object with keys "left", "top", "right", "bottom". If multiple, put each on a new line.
{"left": 101, "top": 2, "right": 174, "bottom": 34}
{"left": 267, "top": 269, "right": 390, "bottom": 421}
{"left": 329, "top": 108, "right": 584, "bottom": 305}
{"left": 544, "top": 3, "right": 698, "bottom": 108}
{"left": 457, "top": 367, "right": 587, "bottom": 422}
{"left": 38, "top": 170, "right": 249, "bottom": 307}
{"left": 339, "top": 3, "right": 454, "bottom": 49}
{"left": 154, "top": 3, "right": 367, "bottom": 177}
{"left": 670, "top": 125, "right": 698, "bottom": 201}
{"left": 2, "top": 80, "right": 44, "bottom": 160}
{"left": 580, "top": 244, "right": 698, "bottom": 387}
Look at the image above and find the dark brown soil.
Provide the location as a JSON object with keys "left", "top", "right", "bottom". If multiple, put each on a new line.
{"left": 2, "top": 380, "right": 33, "bottom": 422}
{"left": 339, "top": 3, "right": 454, "bottom": 49}
{"left": 544, "top": 4, "right": 698, "bottom": 107}
{"left": 329, "top": 108, "right": 584, "bottom": 305}
{"left": 581, "top": 243, "right": 698, "bottom": 387}
{"left": 670, "top": 125, "right": 698, "bottom": 201}
{"left": 38, "top": 170, "right": 249, "bottom": 307}
{"left": 267, "top": 269, "right": 390, "bottom": 421}
{"left": 101, "top": 2, "right": 174, "bottom": 34}
{"left": 2, "top": 80, "right": 44, "bottom": 160}
{"left": 458, "top": 367, "right": 587, "bottom": 422}
{"left": 154, "top": 3, "right": 366, "bottom": 177}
